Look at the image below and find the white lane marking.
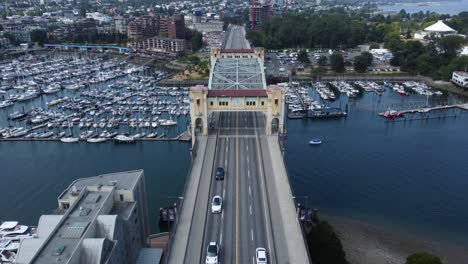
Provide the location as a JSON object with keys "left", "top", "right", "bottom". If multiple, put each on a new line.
{"left": 251, "top": 229, "right": 254, "bottom": 241}
{"left": 248, "top": 170, "right": 250, "bottom": 178}
{"left": 223, "top": 187, "right": 226, "bottom": 198}
{"left": 249, "top": 186, "right": 251, "bottom": 197}
{"left": 220, "top": 228, "right": 223, "bottom": 246}
{"left": 246, "top": 144, "right": 248, "bottom": 151}
{"left": 253, "top": 112, "right": 274, "bottom": 261}
{"left": 252, "top": 256, "right": 255, "bottom": 264}
{"left": 250, "top": 204, "right": 252, "bottom": 215}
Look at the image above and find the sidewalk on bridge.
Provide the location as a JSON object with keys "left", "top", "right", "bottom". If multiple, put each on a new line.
{"left": 168, "top": 135, "right": 215, "bottom": 264}
{"left": 263, "top": 135, "right": 310, "bottom": 264}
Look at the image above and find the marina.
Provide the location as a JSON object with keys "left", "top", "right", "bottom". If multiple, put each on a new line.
{"left": 0, "top": 221, "right": 37, "bottom": 263}
{"left": 283, "top": 80, "right": 463, "bottom": 120}
{"left": 0, "top": 54, "right": 192, "bottom": 143}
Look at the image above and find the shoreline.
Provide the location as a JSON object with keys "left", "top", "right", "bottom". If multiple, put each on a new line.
{"left": 325, "top": 215, "right": 468, "bottom": 264}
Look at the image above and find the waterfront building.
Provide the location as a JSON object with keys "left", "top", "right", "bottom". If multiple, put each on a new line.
{"left": 128, "top": 36, "right": 187, "bottom": 56}
{"left": 127, "top": 15, "right": 159, "bottom": 40}
{"left": 16, "top": 170, "right": 153, "bottom": 264}
{"left": 452, "top": 71, "right": 468, "bottom": 89}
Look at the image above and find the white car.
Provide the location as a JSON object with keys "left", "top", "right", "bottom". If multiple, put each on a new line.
{"left": 206, "top": 242, "right": 219, "bottom": 264}
{"left": 211, "top": 196, "right": 223, "bottom": 213}
{"left": 256, "top": 248, "right": 267, "bottom": 264}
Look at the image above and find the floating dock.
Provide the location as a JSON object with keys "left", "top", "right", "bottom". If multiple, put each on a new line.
{"left": 378, "top": 103, "right": 468, "bottom": 116}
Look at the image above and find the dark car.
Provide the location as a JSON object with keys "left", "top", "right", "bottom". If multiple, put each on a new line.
{"left": 215, "top": 167, "right": 225, "bottom": 180}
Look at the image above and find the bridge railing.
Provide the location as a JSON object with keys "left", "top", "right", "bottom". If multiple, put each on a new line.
{"left": 276, "top": 128, "right": 313, "bottom": 263}
{"left": 163, "top": 136, "right": 199, "bottom": 263}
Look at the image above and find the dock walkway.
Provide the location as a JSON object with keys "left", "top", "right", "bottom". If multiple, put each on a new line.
{"left": 378, "top": 103, "right": 468, "bottom": 116}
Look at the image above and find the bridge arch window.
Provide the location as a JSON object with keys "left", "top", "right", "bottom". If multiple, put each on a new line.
{"left": 210, "top": 101, "right": 213, "bottom": 106}
{"left": 261, "top": 101, "right": 265, "bottom": 106}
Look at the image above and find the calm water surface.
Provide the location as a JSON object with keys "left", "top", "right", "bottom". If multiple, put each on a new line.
{"left": 1, "top": 87, "right": 467, "bottom": 243}
{"left": 285, "top": 88, "right": 468, "bottom": 244}
{"left": 379, "top": 0, "right": 468, "bottom": 15}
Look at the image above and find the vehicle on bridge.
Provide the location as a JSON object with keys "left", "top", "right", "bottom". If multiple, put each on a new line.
{"left": 215, "top": 167, "right": 225, "bottom": 180}
{"left": 211, "top": 196, "right": 223, "bottom": 213}
{"left": 256, "top": 247, "right": 268, "bottom": 264}
{"left": 206, "top": 242, "right": 219, "bottom": 264}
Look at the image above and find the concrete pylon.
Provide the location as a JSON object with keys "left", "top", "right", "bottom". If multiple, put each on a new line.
{"left": 189, "top": 85, "right": 209, "bottom": 145}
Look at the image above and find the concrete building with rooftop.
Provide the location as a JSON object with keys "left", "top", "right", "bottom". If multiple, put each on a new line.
{"left": 16, "top": 170, "right": 154, "bottom": 264}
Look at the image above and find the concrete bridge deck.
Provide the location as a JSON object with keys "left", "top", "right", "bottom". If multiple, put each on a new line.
{"left": 167, "top": 112, "right": 309, "bottom": 264}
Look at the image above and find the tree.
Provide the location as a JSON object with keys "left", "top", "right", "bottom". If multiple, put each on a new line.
{"left": 330, "top": 53, "right": 345, "bottom": 73}
{"left": 306, "top": 221, "right": 348, "bottom": 264}
{"left": 297, "top": 50, "right": 310, "bottom": 64}
{"left": 353, "top": 55, "right": 371, "bottom": 73}
{"left": 406, "top": 252, "right": 443, "bottom": 264}
{"left": 437, "top": 35, "right": 466, "bottom": 59}
{"left": 30, "top": 29, "right": 48, "bottom": 46}
{"left": 318, "top": 56, "right": 328, "bottom": 66}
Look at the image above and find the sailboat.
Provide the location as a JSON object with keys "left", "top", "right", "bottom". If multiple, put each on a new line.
{"left": 60, "top": 120, "right": 79, "bottom": 143}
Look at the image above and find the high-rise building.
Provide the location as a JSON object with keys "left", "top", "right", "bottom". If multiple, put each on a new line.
{"left": 114, "top": 16, "right": 127, "bottom": 35}
{"left": 16, "top": 170, "right": 154, "bottom": 264}
{"left": 159, "top": 14, "right": 185, "bottom": 39}
{"left": 250, "top": 3, "right": 271, "bottom": 30}
{"left": 127, "top": 15, "right": 158, "bottom": 40}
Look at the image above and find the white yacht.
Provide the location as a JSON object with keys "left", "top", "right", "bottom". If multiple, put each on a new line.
{"left": 60, "top": 137, "right": 79, "bottom": 143}
{"left": 159, "top": 119, "right": 177, "bottom": 126}
{"left": 114, "top": 135, "right": 135, "bottom": 143}
{"left": 86, "top": 138, "right": 108, "bottom": 143}
{"left": 0, "top": 222, "right": 35, "bottom": 241}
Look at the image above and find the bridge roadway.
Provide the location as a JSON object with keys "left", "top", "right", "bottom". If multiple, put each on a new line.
{"left": 224, "top": 25, "right": 251, "bottom": 49}
{"left": 168, "top": 111, "right": 310, "bottom": 264}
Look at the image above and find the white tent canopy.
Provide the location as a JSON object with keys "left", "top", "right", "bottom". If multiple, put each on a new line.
{"left": 424, "top": 20, "right": 456, "bottom": 33}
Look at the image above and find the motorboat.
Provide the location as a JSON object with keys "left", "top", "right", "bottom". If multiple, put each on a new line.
{"left": 159, "top": 119, "right": 177, "bottom": 126}
{"left": 0, "top": 239, "right": 19, "bottom": 251}
{"left": 309, "top": 138, "right": 322, "bottom": 145}
{"left": 0, "top": 249, "right": 16, "bottom": 263}
{"left": 0, "top": 221, "right": 35, "bottom": 240}
{"left": 86, "top": 138, "right": 108, "bottom": 143}
{"left": 60, "top": 137, "right": 79, "bottom": 143}
{"left": 114, "top": 135, "right": 135, "bottom": 143}
{"left": 146, "top": 132, "right": 157, "bottom": 138}
{"left": 383, "top": 110, "right": 404, "bottom": 119}
{"left": 7, "top": 111, "right": 27, "bottom": 120}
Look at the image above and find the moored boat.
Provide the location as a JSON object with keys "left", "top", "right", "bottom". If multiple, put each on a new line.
{"left": 309, "top": 138, "right": 322, "bottom": 145}
{"left": 60, "top": 137, "right": 79, "bottom": 143}
{"left": 383, "top": 110, "right": 404, "bottom": 119}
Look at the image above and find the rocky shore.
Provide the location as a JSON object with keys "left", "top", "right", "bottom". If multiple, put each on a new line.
{"left": 326, "top": 215, "right": 468, "bottom": 264}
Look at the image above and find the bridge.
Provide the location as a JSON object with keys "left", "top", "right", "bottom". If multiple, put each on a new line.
{"left": 166, "top": 27, "right": 310, "bottom": 264}
{"left": 43, "top": 44, "right": 131, "bottom": 54}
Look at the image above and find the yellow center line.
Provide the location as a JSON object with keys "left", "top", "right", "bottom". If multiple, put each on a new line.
{"left": 235, "top": 112, "right": 239, "bottom": 264}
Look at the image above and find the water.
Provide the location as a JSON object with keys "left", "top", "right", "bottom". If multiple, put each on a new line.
{"left": 379, "top": 0, "right": 468, "bottom": 15}
{"left": 285, "top": 88, "right": 468, "bottom": 245}
{"left": 1, "top": 84, "right": 468, "bottom": 245}
{"left": 0, "top": 141, "right": 191, "bottom": 234}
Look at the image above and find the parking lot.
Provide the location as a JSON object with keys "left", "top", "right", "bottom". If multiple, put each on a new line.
{"left": 264, "top": 48, "right": 399, "bottom": 77}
